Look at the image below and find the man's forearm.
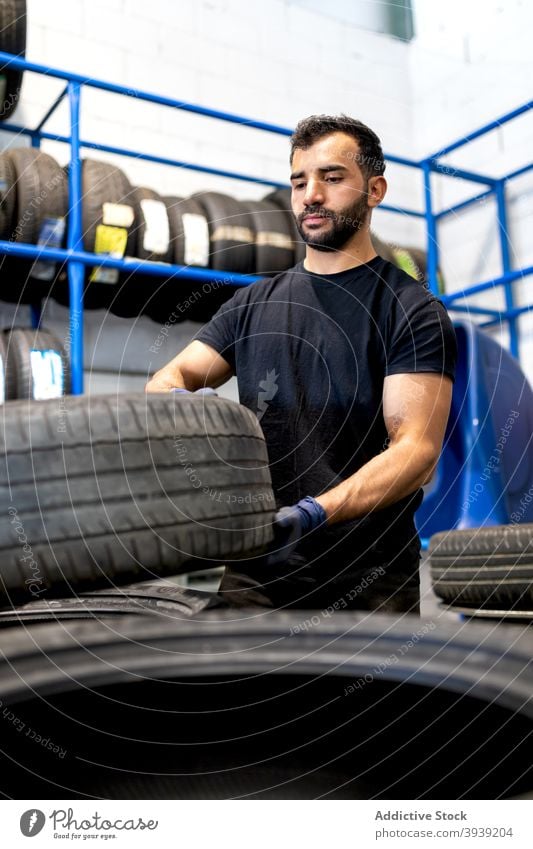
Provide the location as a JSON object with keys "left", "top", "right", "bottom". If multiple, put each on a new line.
{"left": 315, "top": 439, "right": 437, "bottom": 525}
{"left": 145, "top": 363, "right": 189, "bottom": 392}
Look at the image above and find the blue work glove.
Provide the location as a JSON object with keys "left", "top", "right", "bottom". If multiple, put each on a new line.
{"left": 171, "top": 387, "right": 218, "bottom": 396}
{"left": 265, "top": 496, "right": 327, "bottom": 567}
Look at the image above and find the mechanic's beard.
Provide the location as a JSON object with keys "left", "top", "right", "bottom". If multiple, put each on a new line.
{"left": 295, "top": 192, "right": 370, "bottom": 252}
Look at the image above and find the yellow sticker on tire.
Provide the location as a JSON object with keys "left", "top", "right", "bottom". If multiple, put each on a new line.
{"left": 90, "top": 224, "right": 128, "bottom": 284}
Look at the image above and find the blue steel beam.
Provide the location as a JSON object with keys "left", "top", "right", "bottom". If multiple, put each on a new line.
{"left": 445, "top": 304, "right": 500, "bottom": 317}
{"left": 0, "top": 51, "right": 295, "bottom": 137}
{"left": 378, "top": 203, "right": 424, "bottom": 218}
{"left": 34, "top": 84, "right": 69, "bottom": 132}
{"left": 0, "top": 124, "right": 289, "bottom": 189}
{"left": 427, "top": 100, "right": 533, "bottom": 160}
{"left": 66, "top": 81, "right": 85, "bottom": 395}
{"left": 436, "top": 188, "right": 494, "bottom": 220}
{"left": 383, "top": 153, "right": 420, "bottom": 168}
{"left": 503, "top": 162, "right": 533, "bottom": 182}
{"left": 481, "top": 303, "right": 533, "bottom": 327}
{"left": 0, "top": 124, "right": 426, "bottom": 201}
{"left": 441, "top": 265, "right": 533, "bottom": 304}
{"left": 427, "top": 160, "right": 496, "bottom": 186}
{"left": 422, "top": 161, "right": 439, "bottom": 295}
{"left": 0, "top": 238, "right": 262, "bottom": 285}
{"left": 77, "top": 138, "right": 291, "bottom": 189}
{"left": 495, "top": 179, "right": 518, "bottom": 357}
{"left": 0, "top": 52, "right": 421, "bottom": 167}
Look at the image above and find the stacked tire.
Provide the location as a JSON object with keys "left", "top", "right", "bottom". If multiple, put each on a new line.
{"left": 1, "top": 611, "right": 532, "bottom": 799}
{"left": 0, "top": 0, "right": 26, "bottom": 120}
{"left": 53, "top": 158, "right": 138, "bottom": 312}
{"left": 429, "top": 523, "right": 533, "bottom": 618}
{"left": 0, "top": 147, "right": 68, "bottom": 303}
{"left": 1, "top": 326, "right": 69, "bottom": 401}
{"left": 0, "top": 391, "right": 275, "bottom": 604}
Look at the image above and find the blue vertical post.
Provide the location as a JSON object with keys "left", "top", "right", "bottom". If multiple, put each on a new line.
{"left": 495, "top": 179, "right": 518, "bottom": 359}
{"left": 30, "top": 134, "right": 42, "bottom": 321}
{"left": 422, "top": 160, "right": 439, "bottom": 295}
{"left": 66, "top": 81, "right": 84, "bottom": 394}
{"left": 29, "top": 303, "right": 42, "bottom": 328}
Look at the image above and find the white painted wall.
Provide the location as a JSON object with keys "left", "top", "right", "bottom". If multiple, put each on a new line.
{"left": 0, "top": 0, "right": 531, "bottom": 386}
{"left": 410, "top": 0, "right": 533, "bottom": 373}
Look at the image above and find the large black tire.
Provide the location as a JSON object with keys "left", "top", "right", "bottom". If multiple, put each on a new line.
{"left": 1, "top": 148, "right": 67, "bottom": 301}
{"left": 0, "top": 330, "right": 6, "bottom": 403}
{"left": 429, "top": 523, "right": 533, "bottom": 607}
{"left": 241, "top": 199, "right": 294, "bottom": 274}
{"left": 192, "top": 191, "right": 255, "bottom": 273}
{"left": 263, "top": 188, "right": 306, "bottom": 264}
{"left": 78, "top": 158, "right": 137, "bottom": 255}
{"left": 131, "top": 185, "right": 172, "bottom": 262}
{"left": 0, "top": 0, "right": 26, "bottom": 121}
{"left": 0, "top": 150, "right": 16, "bottom": 237}
{"left": 50, "top": 160, "right": 137, "bottom": 311}
{"left": 3, "top": 326, "right": 70, "bottom": 400}
{"left": 106, "top": 186, "right": 174, "bottom": 320}
{"left": 0, "top": 579, "right": 225, "bottom": 625}
{"left": 164, "top": 195, "right": 209, "bottom": 267}
{"left": 6, "top": 147, "right": 68, "bottom": 243}
{"left": 0, "top": 613, "right": 532, "bottom": 799}
{"left": 144, "top": 195, "right": 239, "bottom": 325}
{"left": 0, "top": 392, "right": 275, "bottom": 604}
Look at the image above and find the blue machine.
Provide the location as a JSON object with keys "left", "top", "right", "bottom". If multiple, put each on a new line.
{"left": 416, "top": 321, "right": 533, "bottom": 542}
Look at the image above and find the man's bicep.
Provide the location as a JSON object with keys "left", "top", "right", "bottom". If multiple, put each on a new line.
{"left": 175, "top": 340, "right": 234, "bottom": 389}
{"left": 383, "top": 372, "right": 453, "bottom": 450}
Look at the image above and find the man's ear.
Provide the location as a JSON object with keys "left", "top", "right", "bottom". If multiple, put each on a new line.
{"left": 368, "top": 175, "right": 387, "bottom": 208}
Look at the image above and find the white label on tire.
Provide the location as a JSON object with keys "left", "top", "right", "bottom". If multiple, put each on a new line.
{"left": 0, "top": 355, "right": 4, "bottom": 404}
{"left": 30, "top": 349, "right": 64, "bottom": 400}
{"left": 256, "top": 230, "right": 292, "bottom": 250}
{"left": 182, "top": 213, "right": 210, "bottom": 267}
{"left": 211, "top": 225, "right": 254, "bottom": 243}
{"left": 140, "top": 198, "right": 170, "bottom": 256}
{"left": 102, "top": 202, "right": 135, "bottom": 228}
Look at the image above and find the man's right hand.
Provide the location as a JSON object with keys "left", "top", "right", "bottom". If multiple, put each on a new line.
{"left": 145, "top": 340, "right": 233, "bottom": 394}
{"left": 145, "top": 372, "right": 178, "bottom": 393}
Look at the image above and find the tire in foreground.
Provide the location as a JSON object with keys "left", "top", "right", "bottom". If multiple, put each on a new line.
{"left": 0, "top": 392, "right": 275, "bottom": 603}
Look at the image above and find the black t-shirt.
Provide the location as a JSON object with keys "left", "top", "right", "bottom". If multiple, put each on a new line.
{"left": 196, "top": 256, "right": 457, "bottom": 574}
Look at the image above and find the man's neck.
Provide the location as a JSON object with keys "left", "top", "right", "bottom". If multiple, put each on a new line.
{"left": 302, "top": 234, "right": 377, "bottom": 275}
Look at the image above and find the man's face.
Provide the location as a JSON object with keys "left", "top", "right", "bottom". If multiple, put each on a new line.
{"left": 290, "top": 132, "right": 373, "bottom": 252}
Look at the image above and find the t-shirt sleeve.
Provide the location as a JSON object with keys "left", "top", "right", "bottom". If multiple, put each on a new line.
{"left": 385, "top": 289, "right": 457, "bottom": 383}
{"left": 194, "top": 293, "right": 242, "bottom": 372}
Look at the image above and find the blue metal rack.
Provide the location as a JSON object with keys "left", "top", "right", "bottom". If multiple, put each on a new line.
{"left": 0, "top": 50, "right": 531, "bottom": 394}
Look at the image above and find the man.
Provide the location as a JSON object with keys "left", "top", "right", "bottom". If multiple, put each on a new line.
{"left": 146, "top": 115, "right": 457, "bottom": 614}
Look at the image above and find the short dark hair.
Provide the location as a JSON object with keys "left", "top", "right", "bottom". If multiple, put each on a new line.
{"left": 290, "top": 114, "right": 386, "bottom": 179}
